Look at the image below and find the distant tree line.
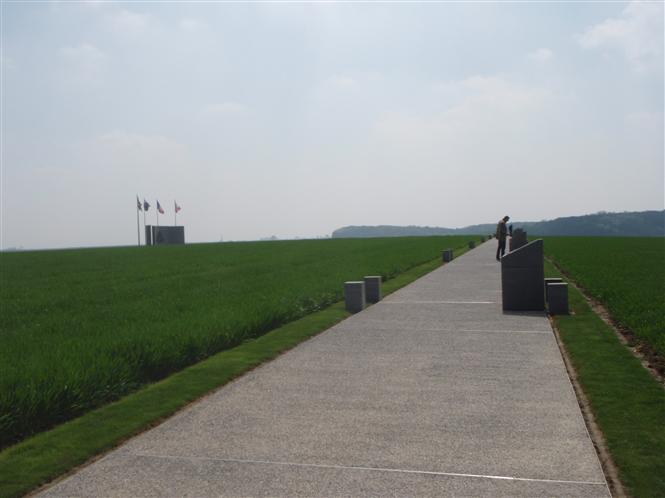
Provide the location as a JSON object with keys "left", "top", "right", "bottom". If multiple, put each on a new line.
{"left": 331, "top": 210, "right": 665, "bottom": 238}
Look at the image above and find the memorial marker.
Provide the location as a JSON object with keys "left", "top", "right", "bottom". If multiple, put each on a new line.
{"left": 344, "top": 281, "right": 366, "bottom": 313}
{"left": 509, "top": 228, "right": 528, "bottom": 251}
{"left": 544, "top": 277, "right": 563, "bottom": 300}
{"left": 547, "top": 282, "right": 569, "bottom": 314}
{"left": 364, "top": 276, "right": 382, "bottom": 303}
{"left": 501, "top": 239, "right": 545, "bottom": 311}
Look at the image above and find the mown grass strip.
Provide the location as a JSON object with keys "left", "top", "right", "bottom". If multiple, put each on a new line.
{"left": 0, "top": 246, "right": 471, "bottom": 498}
{"left": 545, "top": 260, "right": 665, "bottom": 498}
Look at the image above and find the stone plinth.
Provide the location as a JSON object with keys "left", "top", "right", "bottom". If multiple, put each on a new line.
{"left": 547, "top": 282, "right": 569, "bottom": 315}
{"left": 509, "top": 229, "right": 528, "bottom": 251}
{"left": 544, "top": 277, "right": 563, "bottom": 300}
{"left": 501, "top": 239, "right": 545, "bottom": 311}
{"left": 363, "top": 276, "right": 382, "bottom": 303}
{"left": 344, "top": 281, "right": 366, "bottom": 313}
{"left": 442, "top": 249, "right": 454, "bottom": 263}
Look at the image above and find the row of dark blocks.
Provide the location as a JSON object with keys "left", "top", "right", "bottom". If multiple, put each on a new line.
{"left": 343, "top": 231, "right": 568, "bottom": 314}
{"left": 344, "top": 276, "right": 383, "bottom": 313}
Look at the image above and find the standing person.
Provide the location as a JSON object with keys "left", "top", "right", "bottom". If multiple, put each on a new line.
{"left": 496, "top": 215, "right": 510, "bottom": 261}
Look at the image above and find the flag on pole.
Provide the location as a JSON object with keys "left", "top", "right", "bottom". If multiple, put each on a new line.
{"left": 157, "top": 200, "right": 165, "bottom": 214}
{"left": 137, "top": 195, "right": 142, "bottom": 211}
{"left": 143, "top": 200, "right": 150, "bottom": 211}
{"left": 175, "top": 201, "right": 181, "bottom": 213}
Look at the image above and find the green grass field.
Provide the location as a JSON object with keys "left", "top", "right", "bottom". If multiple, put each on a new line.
{"left": 544, "top": 237, "right": 665, "bottom": 355}
{"left": 543, "top": 237, "right": 665, "bottom": 497}
{"left": 544, "top": 258, "right": 665, "bottom": 498}
{"left": 0, "top": 236, "right": 469, "bottom": 449}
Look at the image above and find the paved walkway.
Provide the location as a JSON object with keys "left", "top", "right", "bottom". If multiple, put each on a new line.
{"left": 42, "top": 241, "right": 609, "bottom": 497}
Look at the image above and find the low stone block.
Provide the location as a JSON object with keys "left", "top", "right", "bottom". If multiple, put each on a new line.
{"left": 547, "top": 282, "right": 569, "bottom": 315}
{"left": 344, "top": 281, "right": 366, "bottom": 313}
{"left": 364, "top": 276, "right": 382, "bottom": 303}
{"left": 442, "top": 249, "right": 454, "bottom": 262}
{"left": 544, "top": 277, "right": 563, "bottom": 300}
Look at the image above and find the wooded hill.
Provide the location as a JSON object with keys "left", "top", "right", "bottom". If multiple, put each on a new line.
{"left": 332, "top": 210, "right": 665, "bottom": 238}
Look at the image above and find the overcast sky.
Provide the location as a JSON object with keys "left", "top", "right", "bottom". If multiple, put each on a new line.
{"left": 1, "top": 1, "right": 663, "bottom": 249}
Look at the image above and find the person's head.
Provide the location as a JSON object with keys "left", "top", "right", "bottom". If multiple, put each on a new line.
{"left": 503, "top": 216, "right": 510, "bottom": 222}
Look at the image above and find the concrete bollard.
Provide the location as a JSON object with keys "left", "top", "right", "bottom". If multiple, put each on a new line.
{"left": 544, "top": 277, "right": 563, "bottom": 300}
{"left": 547, "top": 282, "right": 569, "bottom": 315}
{"left": 442, "top": 249, "right": 454, "bottom": 262}
{"left": 364, "top": 276, "right": 382, "bottom": 303}
{"left": 468, "top": 241, "right": 476, "bottom": 249}
{"left": 344, "top": 281, "right": 366, "bottom": 313}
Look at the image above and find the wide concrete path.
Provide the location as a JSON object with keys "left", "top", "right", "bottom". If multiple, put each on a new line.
{"left": 41, "top": 241, "right": 610, "bottom": 497}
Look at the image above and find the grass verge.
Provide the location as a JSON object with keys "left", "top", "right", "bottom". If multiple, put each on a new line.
{"left": 545, "top": 260, "right": 665, "bottom": 498}
{"left": 0, "top": 246, "right": 470, "bottom": 498}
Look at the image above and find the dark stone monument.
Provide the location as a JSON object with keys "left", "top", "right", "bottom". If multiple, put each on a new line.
{"left": 547, "top": 282, "right": 569, "bottom": 314}
{"left": 468, "top": 241, "right": 476, "bottom": 249}
{"left": 509, "top": 228, "right": 528, "bottom": 251}
{"left": 344, "top": 281, "right": 365, "bottom": 313}
{"left": 501, "top": 239, "right": 545, "bottom": 311}
{"left": 364, "top": 276, "right": 382, "bottom": 303}
{"left": 442, "top": 249, "right": 454, "bottom": 262}
{"left": 544, "top": 277, "right": 563, "bottom": 300}
{"left": 145, "top": 225, "right": 185, "bottom": 246}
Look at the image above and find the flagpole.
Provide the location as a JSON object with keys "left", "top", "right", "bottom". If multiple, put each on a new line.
{"left": 136, "top": 198, "right": 140, "bottom": 247}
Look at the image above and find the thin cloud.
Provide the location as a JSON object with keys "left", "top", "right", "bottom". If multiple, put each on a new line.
{"left": 107, "top": 8, "right": 149, "bottom": 36}
{"left": 200, "top": 102, "right": 248, "bottom": 117}
{"left": 625, "top": 111, "right": 664, "bottom": 131}
{"left": 528, "top": 48, "right": 553, "bottom": 62}
{"left": 179, "top": 18, "right": 205, "bottom": 32}
{"left": 578, "top": 1, "right": 664, "bottom": 72}
{"left": 329, "top": 75, "right": 357, "bottom": 90}
{"left": 58, "top": 43, "right": 106, "bottom": 86}
{"left": 371, "top": 76, "right": 554, "bottom": 167}
{"left": 79, "top": 131, "right": 190, "bottom": 179}
{"left": 59, "top": 43, "right": 104, "bottom": 61}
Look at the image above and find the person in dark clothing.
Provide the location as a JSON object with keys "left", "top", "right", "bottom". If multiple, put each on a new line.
{"left": 496, "top": 216, "right": 510, "bottom": 261}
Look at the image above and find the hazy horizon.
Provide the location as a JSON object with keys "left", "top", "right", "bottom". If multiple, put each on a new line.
{"left": 2, "top": 1, "right": 663, "bottom": 250}
{"left": 2, "top": 207, "right": 663, "bottom": 252}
